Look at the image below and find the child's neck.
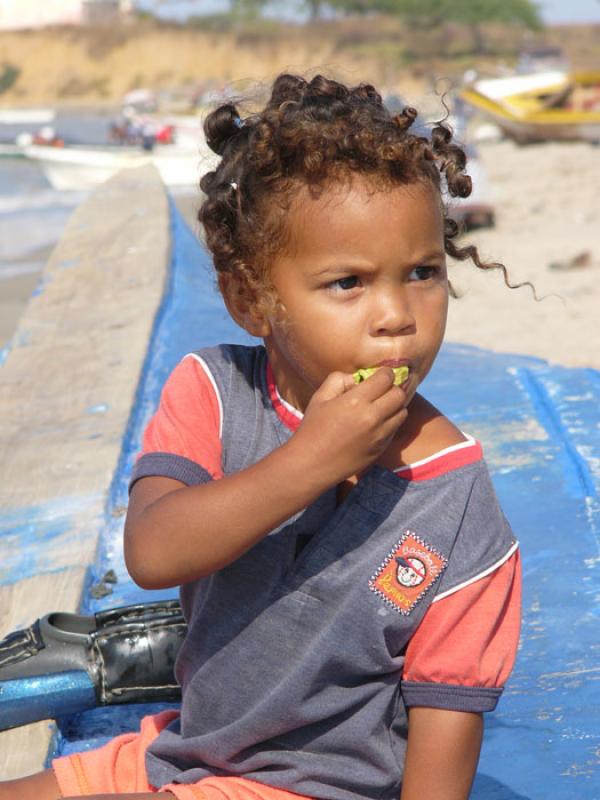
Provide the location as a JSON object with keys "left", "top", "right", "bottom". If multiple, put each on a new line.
{"left": 336, "top": 394, "right": 467, "bottom": 503}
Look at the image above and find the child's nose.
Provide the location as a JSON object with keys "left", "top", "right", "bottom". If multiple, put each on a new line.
{"left": 371, "top": 290, "right": 416, "bottom": 336}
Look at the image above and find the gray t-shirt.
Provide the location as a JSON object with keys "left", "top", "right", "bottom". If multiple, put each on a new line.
{"left": 131, "top": 344, "right": 517, "bottom": 800}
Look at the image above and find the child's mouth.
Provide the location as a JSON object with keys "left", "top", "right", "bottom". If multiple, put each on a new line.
{"left": 353, "top": 366, "right": 409, "bottom": 386}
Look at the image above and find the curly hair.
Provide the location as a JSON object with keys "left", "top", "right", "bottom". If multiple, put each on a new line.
{"left": 199, "top": 72, "right": 517, "bottom": 314}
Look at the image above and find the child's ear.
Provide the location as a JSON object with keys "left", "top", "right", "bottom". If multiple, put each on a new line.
{"left": 219, "top": 273, "right": 272, "bottom": 338}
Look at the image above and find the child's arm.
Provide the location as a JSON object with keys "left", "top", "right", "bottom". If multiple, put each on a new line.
{"left": 398, "top": 527, "right": 521, "bottom": 799}
{"left": 125, "top": 368, "right": 407, "bottom": 589}
{"left": 400, "top": 708, "right": 483, "bottom": 800}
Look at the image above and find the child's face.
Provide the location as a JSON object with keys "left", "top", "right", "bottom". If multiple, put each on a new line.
{"left": 260, "top": 177, "right": 448, "bottom": 412}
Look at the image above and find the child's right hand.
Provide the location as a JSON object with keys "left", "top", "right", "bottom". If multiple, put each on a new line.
{"left": 125, "top": 368, "right": 407, "bottom": 588}
{"left": 294, "top": 368, "right": 409, "bottom": 485}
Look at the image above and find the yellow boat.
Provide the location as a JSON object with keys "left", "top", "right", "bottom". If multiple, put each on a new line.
{"left": 461, "top": 70, "right": 600, "bottom": 144}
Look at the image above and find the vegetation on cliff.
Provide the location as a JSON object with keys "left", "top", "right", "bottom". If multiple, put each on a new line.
{"left": 0, "top": 9, "right": 597, "bottom": 107}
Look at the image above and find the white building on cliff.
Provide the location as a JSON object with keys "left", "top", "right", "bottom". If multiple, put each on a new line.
{"left": 0, "top": 0, "right": 133, "bottom": 30}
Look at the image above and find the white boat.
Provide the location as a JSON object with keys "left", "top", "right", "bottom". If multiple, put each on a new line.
{"left": 0, "top": 108, "right": 56, "bottom": 125}
{"left": 466, "top": 70, "right": 570, "bottom": 102}
{"left": 0, "top": 143, "right": 25, "bottom": 158}
{"left": 23, "top": 143, "right": 218, "bottom": 190}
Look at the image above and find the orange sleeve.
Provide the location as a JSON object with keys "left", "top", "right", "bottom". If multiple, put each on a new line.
{"left": 137, "top": 354, "right": 223, "bottom": 480}
{"left": 403, "top": 550, "right": 521, "bottom": 690}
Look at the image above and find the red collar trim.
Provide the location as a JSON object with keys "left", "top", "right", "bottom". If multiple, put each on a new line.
{"left": 267, "top": 362, "right": 303, "bottom": 432}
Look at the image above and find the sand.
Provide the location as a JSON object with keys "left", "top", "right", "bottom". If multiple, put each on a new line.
{"left": 3, "top": 139, "right": 599, "bottom": 370}
{"left": 445, "top": 138, "right": 599, "bottom": 371}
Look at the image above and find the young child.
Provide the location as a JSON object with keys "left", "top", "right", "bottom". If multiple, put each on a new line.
{"left": 2, "top": 73, "right": 521, "bottom": 800}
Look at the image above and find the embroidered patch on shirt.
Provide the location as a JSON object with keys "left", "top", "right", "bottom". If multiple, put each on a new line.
{"left": 369, "top": 531, "right": 447, "bottom": 615}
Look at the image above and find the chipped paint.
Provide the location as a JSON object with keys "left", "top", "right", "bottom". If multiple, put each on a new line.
{"left": 31, "top": 275, "right": 51, "bottom": 297}
{"left": 0, "top": 167, "right": 173, "bottom": 775}
{"left": 511, "top": 367, "right": 597, "bottom": 498}
{"left": 86, "top": 403, "right": 109, "bottom": 415}
{"left": 12, "top": 329, "right": 31, "bottom": 348}
{"left": 0, "top": 494, "right": 103, "bottom": 585}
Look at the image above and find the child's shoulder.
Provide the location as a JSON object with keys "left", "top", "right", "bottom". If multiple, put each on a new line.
{"left": 380, "top": 392, "right": 472, "bottom": 472}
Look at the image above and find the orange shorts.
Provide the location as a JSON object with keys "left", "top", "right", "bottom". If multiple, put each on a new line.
{"left": 52, "top": 710, "right": 310, "bottom": 800}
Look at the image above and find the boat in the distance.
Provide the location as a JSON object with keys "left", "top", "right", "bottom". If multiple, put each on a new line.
{"left": 0, "top": 108, "right": 56, "bottom": 125}
{"left": 23, "top": 143, "right": 217, "bottom": 190}
{"left": 461, "top": 70, "right": 600, "bottom": 144}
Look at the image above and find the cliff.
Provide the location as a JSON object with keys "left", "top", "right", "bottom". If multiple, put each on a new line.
{"left": 0, "top": 18, "right": 597, "bottom": 108}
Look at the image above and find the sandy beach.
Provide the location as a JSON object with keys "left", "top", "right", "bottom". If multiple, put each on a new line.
{"left": 2, "top": 138, "right": 599, "bottom": 370}
{"left": 445, "top": 138, "right": 599, "bottom": 371}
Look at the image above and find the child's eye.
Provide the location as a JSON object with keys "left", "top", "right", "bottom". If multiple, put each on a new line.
{"left": 331, "top": 275, "right": 361, "bottom": 291}
{"left": 409, "top": 266, "right": 438, "bottom": 281}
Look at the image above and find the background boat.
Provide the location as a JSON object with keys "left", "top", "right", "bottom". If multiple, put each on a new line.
{"left": 23, "top": 142, "right": 216, "bottom": 190}
{"left": 0, "top": 109, "right": 55, "bottom": 126}
{"left": 0, "top": 143, "right": 25, "bottom": 158}
{"left": 461, "top": 70, "right": 600, "bottom": 143}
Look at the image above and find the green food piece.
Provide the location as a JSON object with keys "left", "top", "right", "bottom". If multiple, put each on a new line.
{"left": 391, "top": 366, "right": 409, "bottom": 386}
{"left": 352, "top": 367, "right": 378, "bottom": 383}
{"left": 352, "top": 366, "right": 409, "bottom": 386}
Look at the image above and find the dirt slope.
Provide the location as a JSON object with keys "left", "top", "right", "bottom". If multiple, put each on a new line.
{"left": 1, "top": 19, "right": 596, "bottom": 108}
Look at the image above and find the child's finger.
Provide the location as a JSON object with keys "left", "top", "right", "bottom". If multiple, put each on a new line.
{"left": 373, "top": 383, "right": 409, "bottom": 421}
{"left": 313, "top": 371, "right": 356, "bottom": 401}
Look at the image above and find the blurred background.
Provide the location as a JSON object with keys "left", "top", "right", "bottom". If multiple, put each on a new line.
{"left": 1, "top": 0, "right": 599, "bottom": 365}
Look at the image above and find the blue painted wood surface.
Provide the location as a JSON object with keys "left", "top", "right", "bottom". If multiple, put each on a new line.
{"left": 47, "top": 202, "right": 600, "bottom": 797}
